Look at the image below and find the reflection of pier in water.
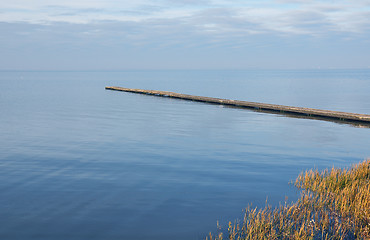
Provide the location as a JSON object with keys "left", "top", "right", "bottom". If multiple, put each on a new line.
{"left": 105, "top": 86, "right": 370, "bottom": 128}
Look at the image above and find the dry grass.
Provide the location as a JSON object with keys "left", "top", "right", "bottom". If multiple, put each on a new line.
{"left": 207, "top": 159, "right": 370, "bottom": 240}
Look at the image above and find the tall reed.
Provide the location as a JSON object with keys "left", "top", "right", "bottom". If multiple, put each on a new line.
{"left": 207, "top": 159, "right": 370, "bottom": 240}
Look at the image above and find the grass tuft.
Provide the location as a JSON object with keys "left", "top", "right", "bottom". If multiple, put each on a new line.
{"left": 207, "top": 159, "right": 370, "bottom": 240}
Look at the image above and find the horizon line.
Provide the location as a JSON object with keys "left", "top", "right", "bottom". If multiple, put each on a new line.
{"left": 1, "top": 67, "right": 370, "bottom": 72}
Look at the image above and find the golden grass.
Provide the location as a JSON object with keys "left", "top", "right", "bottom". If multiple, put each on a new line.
{"left": 207, "top": 159, "right": 370, "bottom": 240}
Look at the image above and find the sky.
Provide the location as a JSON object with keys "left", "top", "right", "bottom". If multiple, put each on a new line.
{"left": 1, "top": 0, "right": 370, "bottom": 70}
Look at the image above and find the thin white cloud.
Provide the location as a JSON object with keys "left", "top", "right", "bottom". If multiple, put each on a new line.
{"left": 0, "top": 0, "right": 369, "bottom": 36}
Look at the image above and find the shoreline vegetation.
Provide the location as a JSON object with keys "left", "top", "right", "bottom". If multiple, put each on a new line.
{"left": 207, "top": 159, "right": 370, "bottom": 240}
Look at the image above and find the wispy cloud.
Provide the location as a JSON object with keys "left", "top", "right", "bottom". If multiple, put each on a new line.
{"left": 1, "top": 0, "right": 369, "bottom": 36}
{"left": 1, "top": 0, "right": 370, "bottom": 70}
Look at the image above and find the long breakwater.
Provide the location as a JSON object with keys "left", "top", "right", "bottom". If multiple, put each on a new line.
{"left": 105, "top": 86, "right": 370, "bottom": 125}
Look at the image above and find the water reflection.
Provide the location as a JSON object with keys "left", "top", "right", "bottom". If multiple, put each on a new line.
{"left": 0, "top": 70, "right": 369, "bottom": 240}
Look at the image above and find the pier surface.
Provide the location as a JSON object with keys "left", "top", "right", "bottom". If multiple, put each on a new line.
{"left": 106, "top": 86, "right": 370, "bottom": 124}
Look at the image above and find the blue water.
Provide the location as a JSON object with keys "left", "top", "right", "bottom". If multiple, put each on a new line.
{"left": 0, "top": 70, "right": 369, "bottom": 240}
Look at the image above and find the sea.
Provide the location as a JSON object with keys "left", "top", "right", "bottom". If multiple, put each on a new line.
{"left": 0, "top": 69, "right": 369, "bottom": 240}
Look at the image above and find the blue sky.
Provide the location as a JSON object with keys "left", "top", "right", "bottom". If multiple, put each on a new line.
{"left": 1, "top": 0, "right": 370, "bottom": 70}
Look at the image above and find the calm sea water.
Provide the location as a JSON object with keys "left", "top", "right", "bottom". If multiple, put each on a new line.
{"left": 0, "top": 70, "right": 369, "bottom": 240}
